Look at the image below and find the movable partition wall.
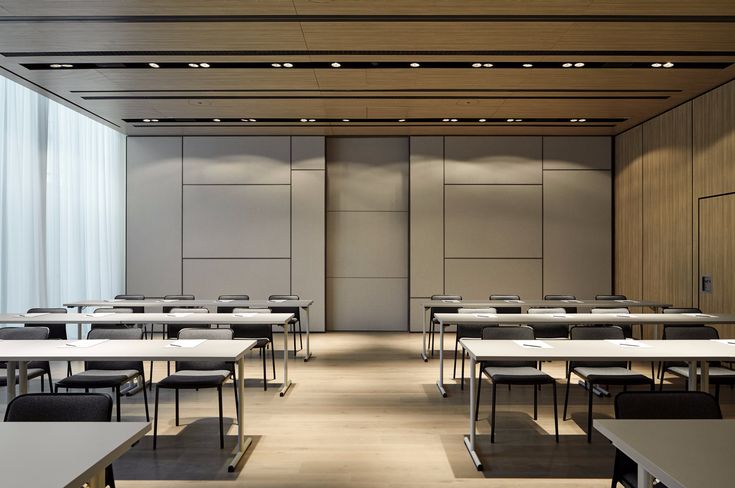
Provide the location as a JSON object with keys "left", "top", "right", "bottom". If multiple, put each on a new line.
{"left": 127, "top": 135, "right": 612, "bottom": 332}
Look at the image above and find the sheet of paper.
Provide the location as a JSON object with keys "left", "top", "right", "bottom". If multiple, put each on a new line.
{"left": 61, "top": 339, "right": 109, "bottom": 348}
{"left": 166, "top": 339, "right": 207, "bottom": 348}
{"left": 513, "top": 340, "right": 552, "bottom": 349}
{"left": 605, "top": 339, "right": 651, "bottom": 348}
{"left": 16, "top": 313, "right": 49, "bottom": 318}
{"left": 166, "top": 313, "right": 192, "bottom": 318}
{"left": 103, "top": 299, "right": 123, "bottom": 302}
{"left": 441, "top": 299, "right": 460, "bottom": 303}
{"left": 270, "top": 299, "right": 287, "bottom": 303}
{"left": 616, "top": 314, "right": 634, "bottom": 318}
{"left": 615, "top": 299, "right": 638, "bottom": 304}
{"left": 218, "top": 299, "right": 234, "bottom": 303}
{"left": 684, "top": 313, "right": 717, "bottom": 318}
{"left": 552, "top": 314, "right": 567, "bottom": 318}
{"left": 234, "top": 313, "right": 259, "bottom": 317}
{"left": 562, "top": 299, "right": 583, "bottom": 303}
{"left": 504, "top": 299, "right": 524, "bottom": 303}
{"left": 713, "top": 339, "right": 735, "bottom": 346}
{"left": 473, "top": 313, "right": 497, "bottom": 319}
{"left": 160, "top": 299, "right": 177, "bottom": 303}
{"left": 86, "top": 313, "right": 114, "bottom": 318}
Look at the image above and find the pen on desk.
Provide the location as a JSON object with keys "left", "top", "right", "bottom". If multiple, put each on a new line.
{"left": 522, "top": 343, "right": 542, "bottom": 348}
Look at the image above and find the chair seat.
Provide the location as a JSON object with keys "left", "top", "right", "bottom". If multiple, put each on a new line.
{"left": 667, "top": 366, "right": 735, "bottom": 383}
{"left": 0, "top": 368, "right": 46, "bottom": 386}
{"left": 483, "top": 366, "right": 556, "bottom": 385}
{"left": 158, "top": 370, "right": 230, "bottom": 389}
{"left": 57, "top": 370, "right": 135, "bottom": 388}
{"left": 574, "top": 367, "right": 652, "bottom": 385}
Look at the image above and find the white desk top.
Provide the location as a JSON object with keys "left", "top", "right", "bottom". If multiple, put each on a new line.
{"left": 460, "top": 338, "right": 735, "bottom": 362}
{"left": 424, "top": 299, "right": 670, "bottom": 309}
{"left": 64, "top": 299, "right": 313, "bottom": 308}
{"left": 437, "top": 312, "right": 735, "bottom": 326}
{"left": 0, "top": 339, "right": 257, "bottom": 362}
{"left": 0, "top": 312, "right": 294, "bottom": 326}
{"left": 0, "top": 422, "right": 149, "bottom": 488}
{"left": 594, "top": 419, "right": 735, "bottom": 488}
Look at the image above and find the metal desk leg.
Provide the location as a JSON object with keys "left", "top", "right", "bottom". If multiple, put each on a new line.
{"left": 464, "top": 353, "right": 483, "bottom": 470}
{"left": 228, "top": 357, "right": 252, "bottom": 472}
{"left": 6, "top": 361, "right": 17, "bottom": 402}
{"left": 19, "top": 362, "right": 28, "bottom": 396}
{"left": 688, "top": 361, "right": 698, "bottom": 391}
{"left": 280, "top": 322, "right": 293, "bottom": 397}
{"left": 637, "top": 464, "right": 654, "bottom": 488}
{"left": 436, "top": 319, "right": 447, "bottom": 397}
{"left": 302, "top": 306, "right": 312, "bottom": 362}
{"left": 77, "top": 306, "right": 84, "bottom": 339}
{"left": 421, "top": 307, "right": 429, "bottom": 362}
{"left": 700, "top": 361, "right": 710, "bottom": 393}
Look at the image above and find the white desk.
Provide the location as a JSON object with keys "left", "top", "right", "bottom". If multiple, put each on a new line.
{"left": 65, "top": 299, "right": 314, "bottom": 360}
{"left": 435, "top": 312, "right": 735, "bottom": 397}
{"left": 594, "top": 419, "right": 735, "bottom": 488}
{"left": 0, "top": 338, "right": 256, "bottom": 472}
{"left": 1, "top": 312, "right": 295, "bottom": 397}
{"left": 421, "top": 299, "right": 671, "bottom": 361}
{"left": 460, "top": 338, "right": 735, "bottom": 471}
{"left": 0, "top": 422, "right": 149, "bottom": 488}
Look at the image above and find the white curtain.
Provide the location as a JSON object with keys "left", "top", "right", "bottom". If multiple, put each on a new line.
{"left": 0, "top": 75, "right": 125, "bottom": 313}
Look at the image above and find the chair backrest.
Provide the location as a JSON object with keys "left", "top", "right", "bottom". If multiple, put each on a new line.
{"left": 595, "top": 294, "right": 627, "bottom": 301}
{"left": 85, "top": 328, "right": 144, "bottom": 372}
{"left": 663, "top": 325, "right": 719, "bottom": 340}
{"left": 590, "top": 308, "right": 630, "bottom": 314}
{"left": 25, "top": 307, "right": 68, "bottom": 339}
{"left": 94, "top": 307, "right": 134, "bottom": 314}
{"left": 662, "top": 307, "right": 701, "bottom": 314}
{"left": 169, "top": 307, "right": 208, "bottom": 313}
{"left": 431, "top": 295, "right": 462, "bottom": 301}
{"left": 459, "top": 308, "right": 497, "bottom": 314}
{"left": 164, "top": 294, "right": 195, "bottom": 300}
{"left": 166, "top": 308, "right": 209, "bottom": 338}
{"left": 429, "top": 295, "right": 463, "bottom": 321}
{"left": 481, "top": 325, "right": 537, "bottom": 368}
{"left": 268, "top": 295, "right": 301, "bottom": 318}
{"left": 527, "top": 307, "right": 566, "bottom": 315}
{"left": 115, "top": 294, "right": 145, "bottom": 300}
{"left": 217, "top": 294, "right": 250, "bottom": 313}
{"left": 489, "top": 295, "right": 521, "bottom": 313}
{"left": 269, "top": 295, "right": 299, "bottom": 301}
{"left": 0, "top": 327, "right": 49, "bottom": 340}
{"left": 570, "top": 325, "right": 626, "bottom": 368}
{"left": 177, "top": 328, "right": 235, "bottom": 371}
{"left": 615, "top": 391, "right": 722, "bottom": 420}
{"left": 543, "top": 294, "right": 577, "bottom": 313}
{"left": 4, "top": 393, "right": 112, "bottom": 422}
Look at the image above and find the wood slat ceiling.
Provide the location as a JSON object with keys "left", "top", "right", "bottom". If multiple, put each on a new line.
{"left": 0, "top": 1, "right": 734, "bottom": 136}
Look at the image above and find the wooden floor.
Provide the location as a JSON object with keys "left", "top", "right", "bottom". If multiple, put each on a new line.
{"left": 4, "top": 332, "right": 733, "bottom": 487}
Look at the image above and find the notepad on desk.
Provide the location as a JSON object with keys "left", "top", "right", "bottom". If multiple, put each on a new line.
{"left": 441, "top": 299, "right": 460, "bottom": 303}
{"left": 606, "top": 339, "right": 651, "bottom": 348}
{"left": 234, "top": 313, "right": 259, "bottom": 318}
{"left": 473, "top": 314, "right": 497, "bottom": 319}
{"left": 167, "top": 339, "right": 207, "bottom": 348}
{"left": 504, "top": 299, "right": 524, "bottom": 303}
{"left": 713, "top": 339, "right": 735, "bottom": 346}
{"left": 86, "top": 313, "right": 114, "bottom": 318}
{"left": 552, "top": 314, "right": 567, "bottom": 318}
{"left": 514, "top": 340, "right": 552, "bottom": 349}
{"left": 270, "top": 299, "right": 287, "bottom": 303}
{"left": 615, "top": 299, "right": 637, "bottom": 304}
{"left": 166, "top": 313, "right": 192, "bottom": 318}
{"left": 562, "top": 299, "right": 583, "bottom": 303}
{"left": 16, "top": 313, "right": 49, "bottom": 318}
{"left": 218, "top": 299, "right": 234, "bottom": 303}
{"left": 684, "top": 313, "right": 717, "bottom": 318}
{"left": 61, "top": 339, "right": 109, "bottom": 348}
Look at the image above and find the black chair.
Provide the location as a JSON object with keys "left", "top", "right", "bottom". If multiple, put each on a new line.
{"left": 659, "top": 326, "right": 735, "bottom": 401}
{"left": 662, "top": 307, "right": 701, "bottom": 314}
{"left": 590, "top": 307, "right": 634, "bottom": 339}
{"left": 4, "top": 393, "right": 116, "bottom": 487}
{"left": 0, "top": 327, "right": 52, "bottom": 391}
{"left": 159, "top": 307, "right": 211, "bottom": 380}
{"left": 55, "top": 328, "right": 149, "bottom": 422}
{"left": 475, "top": 326, "right": 559, "bottom": 443}
{"left": 595, "top": 294, "right": 627, "bottom": 302}
{"left": 114, "top": 294, "right": 147, "bottom": 338}
{"left": 428, "top": 295, "right": 462, "bottom": 357}
{"left": 611, "top": 391, "right": 721, "bottom": 488}
{"left": 25, "top": 307, "right": 73, "bottom": 376}
{"left": 217, "top": 294, "right": 250, "bottom": 314}
{"left": 544, "top": 294, "right": 579, "bottom": 314}
{"left": 90, "top": 307, "right": 137, "bottom": 330}
{"left": 268, "top": 295, "right": 302, "bottom": 356}
{"left": 453, "top": 308, "right": 497, "bottom": 389}
{"left": 156, "top": 294, "right": 196, "bottom": 340}
{"left": 526, "top": 307, "right": 570, "bottom": 339}
{"left": 489, "top": 294, "right": 522, "bottom": 314}
{"left": 232, "top": 308, "right": 276, "bottom": 390}
{"left": 563, "top": 325, "right": 654, "bottom": 442}
{"left": 153, "top": 328, "right": 238, "bottom": 449}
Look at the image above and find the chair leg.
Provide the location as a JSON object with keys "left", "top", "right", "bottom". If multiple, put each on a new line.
{"left": 40, "top": 375, "right": 45, "bottom": 392}
{"left": 461, "top": 350, "right": 467, "bottom": 390}
{"left": 232, "top": 374, "right": 239, "bottom": 423}
{"left": 47, "top": 370, "right": 53, "bottom": 392}
{"left": 562, "top": 370, "right": 572, "bottom": 421}
{"left": 67, "top": 361, "right": 72, "bottom": 376}
{"left": 270, "top": 341, "right": 276, "bottom": 379}
{"left": 659, "top": 367, "right": 666, "bottom": 391}
{"left": 298, "top": 321, "right": 303, "bottom": 350}
{"left": 116, "top": 386, "right": 121, "bottom": 422}
{"left": 533, "top": 384, "right": 538, "bottom": 420}
{"left": 292, "top": 324, "right": 297, "bottom": 356}
{"left": 490, "top": 382, "right": 498, "bottom": 443}
{"left": 475, "top": 370, "right": 483, "bottom": 421}
{"left": 587, "top": 383, "right": 594, "bottom": 443}
{"left": 218, "top": 385, "right": 224, "bottom": 449}
{"left": 262, "top": 347, "right": 268, "bottom": 391}
{"left": 153, "top": 386, "right": 160, "bottom": 450}
{"left": 429, "top": 323, "right": 435, "bottom": 357}
{"left": 175, "top": 389, "right": 180, "bottom": 426}
{"left": 452, "top": 336, "right": 459, "bottom": 380}
{"left": 141, "top": 375, "right": 150, "bottom": 422}
{"left": 148, "top": 361, "right": 154, "bottom": 390}
{"left": 552, "top": 382, "right": 559, "bottom": 443}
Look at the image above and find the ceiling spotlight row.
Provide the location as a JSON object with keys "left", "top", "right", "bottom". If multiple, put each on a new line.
{"left": 131, "top": 117, "right": 617, "bottom": 124}
{"left": 651, "top": 62, "right": 675, "bottom": 68}
{"left": 188, "top": 62, "right": 210, "bottom": 68}
{"left": 50, "top": 63, "right": 74, "bottom": 68}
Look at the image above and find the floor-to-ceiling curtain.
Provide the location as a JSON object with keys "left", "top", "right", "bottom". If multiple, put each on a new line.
{"left": 0, "top": 75, "right": 125, "bottom": 313}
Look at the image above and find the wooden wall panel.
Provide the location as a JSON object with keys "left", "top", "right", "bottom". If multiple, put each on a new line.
{"left": 614, "top": 127, "right": 643, "bottom": 301}
{"left": 641, "top": 103, "right": 693, "bottom": 308}
{"left": 693, "top": 81, "right": 735, "bottom": 199}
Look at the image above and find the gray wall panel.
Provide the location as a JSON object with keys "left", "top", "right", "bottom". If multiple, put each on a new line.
{"left": 292, "top": 170, "right": 326, "bottom": 331}
{"left": 183, "top": 185, "right": 291, "bottom": 258}
{"left": 183, "top": 136, "right": 290, "bottom": 184}
{"left": 292, "top": 137, "right": 325, "bottom": 170}
{"left": 543, "top": 137, "right": 612, "bottom": 170}
{"left": 326, "top": 137, "right": 409, "bottom": 211}
{"left": 543, "top": 170, "right": 612, "bottom": 297}
{"left": 445, "top": 136, "right": 542, "bottom": 184}
{"left": 326, "top": 278, "right": 408, "bottom": 331}
{"left": 126, "top": 137, "right": 182, "bottom": 296}
{"left": 409, "top": 136, "right": 445, "bottom": 297}
{"left": 183, "top": 259, "right": 290, "bottom": 300}
{"left": 327, "top": 211, "right": 408, "bottom": 278}
{"left": 445, "top": 185, "right": 542, "bottom": 258}
{"left": 445, "top": 259, "right": 543, "bottom": 300}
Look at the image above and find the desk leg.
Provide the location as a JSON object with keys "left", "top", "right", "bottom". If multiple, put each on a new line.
{"left": 688, "top": 361, "right": 698, "bottom": 391}
{"left": 637, "top": 464, "right": 654, "bottom": 488}
{"left": 421, "top": 307, "right": 429, "bottom": 362}
{"left": 302, "top": 306, "right": 311, "bottom": 362}
{"left": 436, "top": 320, "right": 447, "bottom": 397}
{"left": 6, "top": 361, "right": 16, "bottom": 402}
{"left": 280, "top": 322, "right": 292, "bottom": 397}
{"left": 700, "top": 361, "right": 710, "bottom": 393}
{"left": 19, "top": 362, "right": 28, "bottom": 396}
{"left": 77, "top": 306, "right": 84, "bottom": 340}
{"left": 464, "top": 353, "right": 483, "bottom": 470}
{"left": 228, "top": 357, "right": 252, "bottom": 472}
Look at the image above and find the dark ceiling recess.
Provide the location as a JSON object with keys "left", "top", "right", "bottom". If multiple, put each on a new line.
{"left": 124, "top": 117, "right": 627, "bottom": 124}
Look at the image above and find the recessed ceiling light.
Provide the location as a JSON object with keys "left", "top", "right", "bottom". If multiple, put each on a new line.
{"left": 523, "top": 63, "right": 533, "bottom": 68}
{"left": 578, "top": 118, "right": 587, "bottom": 122}
{"left": 515, "top": 119, "right": 523, "bottom": 122}
{"left": 300, "top": 118, "right": 308, "bottom": 122}
{"left": 507, "top": 118, "right": 515, "bottom": 122}
{"left": 151, "top": 119, "right": 159, "bottom": 122}
{"left": 272, "top": 63, "right": 282, "bottom": 68}
{"left": 570, "top": 118, "right": 578, "bottom": 122}
{"left": 398, "top": 119, "right": 406, "bottom": 122}
{"left": 148, "top": 62, "right": 160, "bottom": 68}
{"left": 450, "top": 118, "right": 458, "bottom": 122}
{"left": 479, "top": 118, "right": 486, "bottom": 122}
{"left": 50, "top": 64, "right": 62, "bottom": 68}
{"left": 249, "top": 118, "right": 257, "bottom": 122}
{"left": 483, "top": 63, "right": 493, "bottom": 68}
{"left": 61, "top": 64, "right": 73, "bottom": 68}
{"left": 342, "top": 119, "right": 350, "bottom": 122}
{"left": 143, "top": 119, "right": 151, "bottom": 122}
{"left": 331, "top": 62, "right": 342, "bottom": 68}
{"left": 410, "top": 62, "right": 420, "bottom": 68}
{"left": 574, "top": 62, "right": 585, "bottom": 68}
{"left": 651, "top": 63, "right": 662, "bottom": 68}
{"left": 199, "top": 62, "right": 210, "bottom": 68}
{"left": 308, "top": 119, "right": 316, "bottom": 122}
{"left": 562, "top": 63, "right": 573, "bottom": 68}
{"left": 188, "top": 63, "right": 199, "bottom": 68}
{"left": 442, "top": 118, "right": 450, "bottom": 122}
{"left": 283, "top": 63, "right": 294, "bottom": 68}
{"left": 212, "top": 118, "right": 220, "bottom": 122}
{"left": 663, "top": 62, "right": 674, "bottom": 68}
{"left": 472, "top": 63, "right": 482, "bottom": 68}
